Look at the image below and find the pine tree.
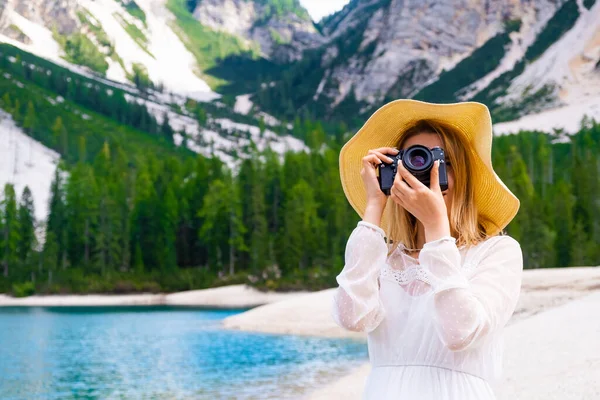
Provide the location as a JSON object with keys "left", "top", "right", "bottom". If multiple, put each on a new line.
{"left": 320, "top": 147, "right": 347, "bottom": 269}
{"left": 94, "top": 187, "right": 112, "bottom": 276}
{"left": 198, "top": 179, "right": 229, "bottom": 274}
{"left": 46, "top": 162, "right": 68, "bottom": 270}
{"left": 522, "top": 193, "right": 556, "bottom": 269}
{"left": 94, "top": 141, "right": 111, "bottom": 180}
{"left": 307, "top": 121, "right": 326, "bottom": 151}
{"left": 249, "top": 160, "right": 268, "bottom": 275}
{"left": 536, "top": 135, "right": 552, "bottom": 197}
{"left": 552, "top": 180, "right": 575, "bottom": 267}
{"left": 51, "top": 116, "right": 69, "bottom": 156}
{"left": 180, "top": 156, "right": 211, "bottom": 268}
{"left": 1, "top": 184, "right": 21, "bottom": 278}
{"left": 43, "top": 231, "right": 58, "bottom": 285}
{"left": 263, "top": 149, "right": 283, "bottom": 265}
{"left": 160, "top": 113, "right": 174, "bottom": 143}
{"left": 23, "top": 101, "right": 38, "bottom": 137}
{"left": 504, "top": 146, "right": 534, "bottom": 242}
{"left": 180, "top": 133, "right": 188, "bottom": 150}
{"left": 133, "top": 243, "right": 144, "bottom": 274}
{"left": 130, "top": 165, "right": 156, "bottom": 271}
{"left": 1, "top": 93, "right": 12, "bottom": 110}
{"left": 197, "top": 108, "right": 207, "bottom": 126}
{"left": 281, "top": 179, "right": 319, "bottom": 273}
{"left": 570, "top": 220, "right": 588, "bottom": 267}
{"left": 258, "top": 116, "right": 266, "bottom": 139}
{"left": 78, "top": 135, "right": 87, "bottom": 163}
{"left": 157, "top": 184, "right": 178, "bottom": 271}
{"left": 113, "top": 149, "right": 135, "bottom": 272}
{"left": 12, "top": 99, "right": 22, "bottom": 123}
{"left": 17, "top": 186, "right": 36, "bottom": 267}
{"left": 225, "top": 171, "right": 247, "bottom": 276}
{"left": 65, "top": 164, "right": 98, "bottom": 269}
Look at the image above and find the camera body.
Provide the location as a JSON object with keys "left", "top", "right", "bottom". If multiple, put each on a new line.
{"left": 378, "top": 145, "right": 449, "bottom": 195}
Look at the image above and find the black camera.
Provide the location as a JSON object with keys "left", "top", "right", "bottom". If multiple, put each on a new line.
{"left": 378, "top": 145, "right": 448, "bottom": 195}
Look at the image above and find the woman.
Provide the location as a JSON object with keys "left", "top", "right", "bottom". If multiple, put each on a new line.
{"left": 331, "top": 99, "right": 523, "bottom": 399}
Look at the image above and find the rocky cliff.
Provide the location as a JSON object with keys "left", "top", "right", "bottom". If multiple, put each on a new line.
{"left": 315, "top": 0, "right": 564, "bottom": 106}
{"left": 191, "top": 0, "right": 326, "bottom": 62}
{"left": 0, "top": 0, "right": 80, "bottom": 35}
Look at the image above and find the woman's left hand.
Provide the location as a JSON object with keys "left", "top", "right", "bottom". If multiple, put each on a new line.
{"left": 390, "top": 159, "right": 451, "bottom": 241}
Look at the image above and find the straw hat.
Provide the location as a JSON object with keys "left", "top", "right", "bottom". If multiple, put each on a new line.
{"left": 339, "top": 99, "right": 520, "bottom": 238}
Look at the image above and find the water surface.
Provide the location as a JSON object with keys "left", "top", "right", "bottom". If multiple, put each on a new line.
{"left": 0, "top": 306, "right": 367, "bottom": 400}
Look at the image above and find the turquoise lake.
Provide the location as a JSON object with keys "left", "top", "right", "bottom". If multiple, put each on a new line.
{"left": 0, "top": 306, "right": 368, "bottom": 400}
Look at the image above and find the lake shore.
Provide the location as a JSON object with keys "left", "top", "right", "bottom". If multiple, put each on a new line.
{"left": 218, "top": 266, "right": 600, "bottom": 399}
{"left": 221, "top": 266, "right": 600, "bottom": 339}
{"left": 276, "top": 266, "right": 598, "bottom": 400}
{"left": 0, "top": 284, "right": 309, "bottom": 309}
{"left": 3, "top": 267, "right": 598, "bottom": 329}
{"left": 2, "top": 267, "right": 599, "bottom": 399}
{"left": 304, "top": 286, "right": 600, "bottom": 400}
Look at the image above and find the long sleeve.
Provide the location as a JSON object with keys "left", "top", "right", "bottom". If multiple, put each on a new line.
{"left": 330, "top": 221, "right": 389, "bottom": 333}
{"left": 419, "top": 235, "right": 523, "bottom": 352}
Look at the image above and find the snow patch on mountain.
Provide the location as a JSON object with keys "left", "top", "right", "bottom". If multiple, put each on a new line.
{"left": 124, "top": 94, "right": 308, "bottom": 172}
{"left": 0, "top": 9, "right": 63, "bottom": 65}
{"left": 215, "top": 118, "right": 305, "bottom": 151}
{"left": 493, "top": 96, "right": 600, "bottom": 135}
{"left": 234, "top": 94, "right": 253, "bottom": 115}
{"left": 210, "top": 118, "right": 308, "bottom": 172}
{"left": 1, "top": 0, "right": 218, "bottom": 102}
{"left": 79, "top": 0, "right": 217, "bottom": 101}
{"left": 124, "top": 93, "right": 199, "bottom": 135}
{"left": 0, "top": 109, "right": 60, "bottom": 222}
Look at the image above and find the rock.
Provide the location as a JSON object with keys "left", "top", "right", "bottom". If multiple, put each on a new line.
{"left": 318, "top": 0, "right": 564, "bottom": 106}
{"left": 190, "top": 0, "right": 326, "bottom": 62}
{"left": 7, "top": 0, "right": 80, "bottom": 35}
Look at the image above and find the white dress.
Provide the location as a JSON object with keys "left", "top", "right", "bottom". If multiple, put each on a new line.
{"left": 330, "top": 221, "right": 523, "bottom": 399}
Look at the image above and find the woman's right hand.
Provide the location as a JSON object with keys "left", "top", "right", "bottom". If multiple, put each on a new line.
{"left": 361, "top": 147, "right": 399, "bottom": 210}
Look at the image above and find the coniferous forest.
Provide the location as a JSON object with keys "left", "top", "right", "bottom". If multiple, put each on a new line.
{"left": 1, "top": 44, "right": 599, "bottom": 296}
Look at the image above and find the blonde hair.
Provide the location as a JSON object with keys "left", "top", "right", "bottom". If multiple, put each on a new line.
{"left": 385, "top": 119, "right": 489, "bottom": 256}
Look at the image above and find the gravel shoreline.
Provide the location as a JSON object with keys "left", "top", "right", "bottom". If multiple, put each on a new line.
{"left": 0, "top": 284, "right": 308, "bottom": 308}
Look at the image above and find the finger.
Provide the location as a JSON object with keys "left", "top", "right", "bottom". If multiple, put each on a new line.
{"left": 362, "top": 154, "right": 383, "bottom": 168}
{"left": 393, "top": 172, "right": 414, "bottom": 197}
{"left": 430, "top": 160, "right": 442, "bottom": 194}
{"left": 390, "top": 186, "right": 405, "bottom": 207}
{"left": 397, "top": 159, "right": 427, "bottom": 190}
{"left": 375, "top": 147, "right": 400, "bottom": 155}
{"left": 369, "top": 149, "right": 395, "bottom": 164}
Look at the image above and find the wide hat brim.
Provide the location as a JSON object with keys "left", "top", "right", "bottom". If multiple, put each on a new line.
{"left": 339, "top": 99, "right": 520, "bottom": 238}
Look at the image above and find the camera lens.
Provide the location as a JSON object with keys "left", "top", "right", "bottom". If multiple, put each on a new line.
{"left": 404, "top": 146, "right": 431, "bottom": 170}
{"left": 410, "top": 155, "right": 426, "bottom": 167}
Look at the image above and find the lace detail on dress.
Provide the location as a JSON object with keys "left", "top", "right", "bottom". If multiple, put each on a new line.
{"left": 380, "top": 264, "right": 433, "bottom": 286}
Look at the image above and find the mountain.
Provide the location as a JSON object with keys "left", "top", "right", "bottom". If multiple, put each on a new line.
{"left": 489, "top": 0, "right": 600, "bottom": 134}
{"left": 188, "top": 0, "right": 326, "bottom": 62}
{"left": 3, "top": 0, "right": 599, "bottom": 132}
{"left": 0, "top": 0, "right": 310, "bottom": 162}
{"left": 2, "top": 0, "right": 599, "bottom": 221}
{"left": 254, "top": 0, "right": 600, "bottom": 129}
{"left": 1, "top": 0, "right": 599, "bottom": 171}
{"left": 0, "top": 0, "right": 220, "bottom": 99}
